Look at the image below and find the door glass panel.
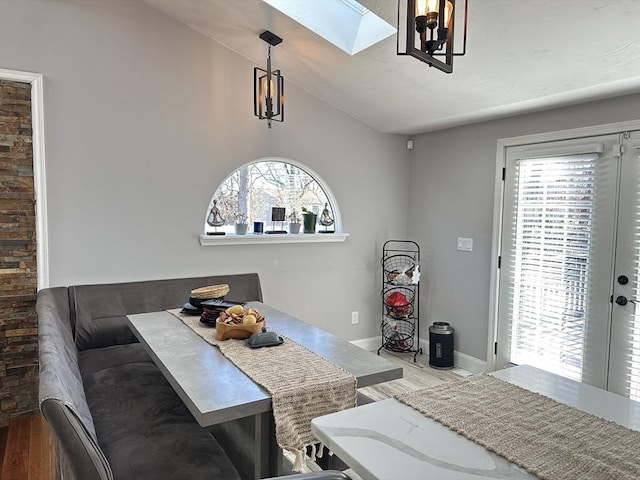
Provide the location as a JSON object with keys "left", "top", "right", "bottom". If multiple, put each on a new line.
{"left": 509, "top": 155, "right": 595, "bottom": 380}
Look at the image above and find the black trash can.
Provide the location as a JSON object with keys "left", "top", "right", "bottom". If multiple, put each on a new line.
{"left": 429, "top": 322, "right": 454, "bottom": 369}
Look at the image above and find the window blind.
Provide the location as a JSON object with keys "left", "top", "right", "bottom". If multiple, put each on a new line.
{"left": 506, "top": 154, "right": 597, "bottom": 381}
{"left": 628, "top": 241, "right": 640, "bottom": 401}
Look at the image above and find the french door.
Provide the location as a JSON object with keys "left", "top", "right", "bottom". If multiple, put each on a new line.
{"left": 496, "top": 129, "right": 640, "bottom": 399}
{"left": 608, "top": 130, "right": 640, "bottom": 398}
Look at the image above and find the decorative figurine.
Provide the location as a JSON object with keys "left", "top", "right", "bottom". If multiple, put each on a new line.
{"left": 206, "top": 199, "right": 226, "bottom": 235}
{"left": 319, "top": 203, "right": 335, "bottom": 233}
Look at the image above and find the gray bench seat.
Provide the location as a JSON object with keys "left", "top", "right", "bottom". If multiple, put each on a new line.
{"left": 78, "top": 342, "right": 153, "bottom": 376}
{"left": 82, "top": 351, "right": 238, "bottom": 480}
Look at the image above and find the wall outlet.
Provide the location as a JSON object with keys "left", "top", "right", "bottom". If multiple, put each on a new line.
{"left": 351, "top": 311, "right": 359, "bottom": 325}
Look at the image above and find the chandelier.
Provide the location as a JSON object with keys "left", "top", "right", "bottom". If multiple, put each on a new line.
{"left": 397, "top": 0, "right": 468, "bottom": 73}
{"left": 254, "top": 30, "right": 284, "bottom": 128}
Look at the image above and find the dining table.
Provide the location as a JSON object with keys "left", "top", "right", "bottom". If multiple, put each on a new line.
{"left": 126, "top": 301, "right": 403, "bottom": 480}
{"left": 311, "top": 365, "right": 640, "bottom": 480}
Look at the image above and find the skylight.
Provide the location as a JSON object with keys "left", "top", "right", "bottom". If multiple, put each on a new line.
{"left": 263, "top": 0, "right": 396, "bottom": 55}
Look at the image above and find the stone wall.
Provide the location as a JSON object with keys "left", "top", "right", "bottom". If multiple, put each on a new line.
{"left": 0, "top": 80, "right": 37, "bottom": 425}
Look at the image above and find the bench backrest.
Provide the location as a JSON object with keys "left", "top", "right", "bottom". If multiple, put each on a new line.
{"left": 69, "top": 273, "right": 263, "bottom": 350}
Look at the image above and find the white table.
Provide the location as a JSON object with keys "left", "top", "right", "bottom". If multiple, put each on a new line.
{"left": 311, "top": 365, "right": 640, "bottom": 480}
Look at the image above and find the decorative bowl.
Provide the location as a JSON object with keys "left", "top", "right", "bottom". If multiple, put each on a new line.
{"left": 190, "top": 284, "right": 230, "bottom": 299}
{"left": 216, "top": 318, "right": 266, "bottom": 341}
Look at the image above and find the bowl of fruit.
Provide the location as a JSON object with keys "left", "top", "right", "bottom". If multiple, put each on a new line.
{"left": 216, "top": 305, "right": 266, "bottom": 340}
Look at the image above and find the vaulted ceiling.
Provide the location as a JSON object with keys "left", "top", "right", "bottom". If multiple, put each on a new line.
{"left": 143, "top": 0, "right": 640, "bottom": 134}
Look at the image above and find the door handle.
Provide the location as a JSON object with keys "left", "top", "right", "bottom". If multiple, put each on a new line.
{"left": 615, "top": 295, "right": 637, "bottom": 306}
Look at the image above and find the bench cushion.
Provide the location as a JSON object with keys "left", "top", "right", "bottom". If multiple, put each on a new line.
{"left": 70, "top": 274, "right": 262, "bottom": 350}
{"left": 82, "top": 358, "right": 240, "bottom": 480}
{"left": 78, "top": 342, "right": 153, "bottom": 377}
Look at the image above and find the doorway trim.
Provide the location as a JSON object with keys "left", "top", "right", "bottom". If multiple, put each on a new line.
{"left": 0, "top": 68, "right": 48, "bottom": 289}
{"left": 486, "top": 119, "right": 640, "bottom": 372}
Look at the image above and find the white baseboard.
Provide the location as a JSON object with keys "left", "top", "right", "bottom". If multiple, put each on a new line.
{"left": 453, "top": 350, "right": 486, "bottom": 374}
{"left": 349, "top": 336, "right": 380, "bottom": 351}
{"left": 350, "top": 336, "right": 486, "bottom": 374}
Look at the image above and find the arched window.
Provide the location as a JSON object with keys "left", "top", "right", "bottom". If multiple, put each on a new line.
{"left": 204, "top": 159, "right": 340, "bottom": 235}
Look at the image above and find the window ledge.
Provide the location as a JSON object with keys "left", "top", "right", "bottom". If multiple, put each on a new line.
{"left": 199, "top": 233, "right": 349, "bottom": 246}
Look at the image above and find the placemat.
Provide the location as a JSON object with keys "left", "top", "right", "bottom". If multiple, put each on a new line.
{"left": 168, "top": 308, "right": 357, "bottom": 470}
{"left": 396, "top": 374, "right": 640, "bottom": 480}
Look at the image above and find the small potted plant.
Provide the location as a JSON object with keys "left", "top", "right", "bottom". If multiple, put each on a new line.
{"left": 301, "top": 207, "right": 317, "bottom": 234}
{"left": 288, "top": 211, "right": 301, "bottom": 234}
{"left": 234, "top": 212, "right": 248, "bottom": 235}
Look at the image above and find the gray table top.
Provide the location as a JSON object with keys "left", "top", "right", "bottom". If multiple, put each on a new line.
{"left": 311, "top": 365, "right": 640, "bottom": 480}
{"left": 127, "top": 302, "right": 403, "bottom": 427}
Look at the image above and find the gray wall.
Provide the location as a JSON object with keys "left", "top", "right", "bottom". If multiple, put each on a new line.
{"left": 408, "top": 94, "right": 640, "bottom": 362}
{"left": 3, "top": 0, "right": 638, "bottom": 356}
{"left": 0, "top": 0, "right": 410, "bottom": 340}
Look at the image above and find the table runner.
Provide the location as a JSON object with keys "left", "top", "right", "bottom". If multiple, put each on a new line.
{"left": 396, "top": 374, "right": 640, "bottom": 480}
{"left": 168, "top": 308, "right": 357, "bottom": 470}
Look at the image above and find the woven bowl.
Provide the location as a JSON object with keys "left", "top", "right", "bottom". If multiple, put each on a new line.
{"left": 190, "top": 284, "right": 230, "bottom": 300}
{"left": 216, "top": 318, "right": 265, "bottom": 341}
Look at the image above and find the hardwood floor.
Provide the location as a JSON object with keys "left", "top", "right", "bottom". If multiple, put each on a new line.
{"left": 0, "top": 414, "right": 59, "bottom": 480}
{"left": 0, "top": 350, "right": 460, "bottom": 480}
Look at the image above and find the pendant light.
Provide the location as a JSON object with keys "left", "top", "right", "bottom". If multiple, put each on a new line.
{"left": 254, "top": 30, "right": 284, "bottom": 128}
{"left": 397, "top": 0, "right": 468, "bottom": 73}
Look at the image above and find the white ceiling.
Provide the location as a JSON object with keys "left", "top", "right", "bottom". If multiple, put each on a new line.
{"left": 143, "top": 0, "right": 640, "bottom": 135}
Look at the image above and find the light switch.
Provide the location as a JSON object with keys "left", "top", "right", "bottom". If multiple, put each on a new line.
{"left": 457, "top": 237, "right": 473, "bottom": 252}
